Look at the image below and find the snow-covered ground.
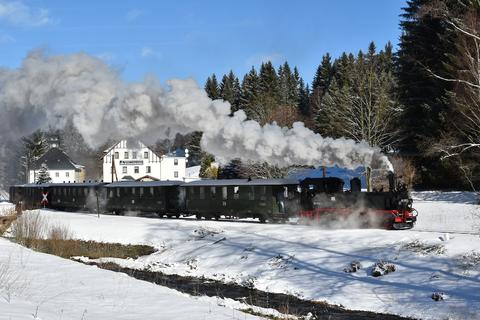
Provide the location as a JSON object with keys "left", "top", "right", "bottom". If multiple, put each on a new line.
{"left": 0, "top": 238, "right": 265, "bottom": 319}
{"left": 3, "top": 191, "right": 480, "bottom": 319}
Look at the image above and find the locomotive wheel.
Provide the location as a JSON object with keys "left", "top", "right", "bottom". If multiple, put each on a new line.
{"left": 195, "top": 214, "right": 202, "bottom": 220}
{"left": 214, "top": 215, "right": 220, "bottom": 221}
{"left": 258, "top": 215, "right": 266, "bottom": 223}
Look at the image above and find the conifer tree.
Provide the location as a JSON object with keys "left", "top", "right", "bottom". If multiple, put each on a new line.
{"left": 220, "top": 71, "right": 241, "bottom": 113}
{"left": 36, "top": 162, "right": 52, "bottom": 184}
{"left": 204, "top": 74, "right": 220, "bottom": 99}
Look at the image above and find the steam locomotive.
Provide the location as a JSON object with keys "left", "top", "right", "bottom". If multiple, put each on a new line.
{"left": 9, "top": 173, "right": 417, "bottom": 230}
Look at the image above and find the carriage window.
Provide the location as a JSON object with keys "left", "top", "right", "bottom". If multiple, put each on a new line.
{"left": 150, "top": 187, "right": 154, "bottom": 196}
{"left": 199, "top": 187, "right": 205, "bottom": 200}
{"left": 132, "top": 188, "right": 136, "bottom": 195}
{"left": 140, "top": 187, "right": 144, "bottom": 196}
{"left": 222, "top": 187, "right": 227, "bottom": 200}
{"left": 210, "top": 187, "right": 216, "bottom": 198}
{"left": 233, "top": 186, "right": 240, "bottom": 199}
{"left": 63, "top": 188, "right": 67, "bottom": 196}
{"left": 84, "top": 188, "right": 88, "bottom": 196}
{"left": 117, "top": 188, "right": 120, "bottom": 197}
{"left": 284, "top": 187, "right": 289, "bottom": 198}
{"left": 109, "top": 189, "right": 114, "bottom": 198}
{"left": 248, "top": 186, "right": 254, "bottom": 200}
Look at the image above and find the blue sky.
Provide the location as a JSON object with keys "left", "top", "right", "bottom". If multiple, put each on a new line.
{"left": 0, "top": 0, "right": 406, "bottom": 85}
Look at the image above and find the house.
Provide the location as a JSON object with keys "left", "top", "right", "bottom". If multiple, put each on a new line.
{"left": 29, "top": 148, "right": 86, "bottom": 183}
{"left": 102, "top": 140, "right": 187, "bottom": 182}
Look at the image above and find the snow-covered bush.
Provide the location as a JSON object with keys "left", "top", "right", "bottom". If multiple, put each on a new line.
{"left": 371, "top": 260, "right": 396, "bottom": 277}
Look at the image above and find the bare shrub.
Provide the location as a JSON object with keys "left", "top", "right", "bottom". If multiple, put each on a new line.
{"left": 10, "top": 212, "right": 49, "bottom": 247}
{"left": 0, "top": 255, "right": 26, "bottom": 302}
{"left": 402, "top": 239, "right": 446, "bottom": 255}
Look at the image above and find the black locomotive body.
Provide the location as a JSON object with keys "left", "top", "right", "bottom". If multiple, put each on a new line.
{"left": 298, "top": 176, "right": 416, "bottom": 229}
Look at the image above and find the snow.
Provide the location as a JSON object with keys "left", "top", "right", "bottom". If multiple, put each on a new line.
{"left": 0, "top": 238, "right": 263, "bottom": 319}
{"left": 4, "top": 191, "right": 480, "bottom": 319}
{"left": 185, "top": 165, "right": 201, "bottom": 181}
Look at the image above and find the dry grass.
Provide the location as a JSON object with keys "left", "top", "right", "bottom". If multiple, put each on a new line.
{"left": 402, "top": 239, "right": 446, "bottom": 255}
{"left": 9, "top": 211, "right": 155, "bottom": 259}
{"left": 32, "top": 239, "right": 156, "bottom": 259}
{"left": 9, "top": 212, "right": 49, "bottom": 247}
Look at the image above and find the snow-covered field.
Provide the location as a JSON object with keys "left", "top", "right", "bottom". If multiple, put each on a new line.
{"left": 0, "top": 238, "right": 265, "bottom": 320}
{"left": 1, "top": 191, "right": 480, "bottom": 319}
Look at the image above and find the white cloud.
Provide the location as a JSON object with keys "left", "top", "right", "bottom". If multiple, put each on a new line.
{"left": 141, "top": 46, "right": 154, "bottom": 58}
{"left": 0, "top": 33, "right": 14, "bottom": 44}
{"left": 126, "top": 8, "right": 143, "bottom": 22}
{"left": 246, "top": 52, "right": 285, "bottom": 67}
{"left": 0, "top": 0, "right": 53, "bottom": 27}
{"left": 96, "top": 52, "right": 115, "bottom": 62}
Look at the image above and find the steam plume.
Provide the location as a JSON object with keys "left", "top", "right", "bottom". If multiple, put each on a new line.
{"left": 0, "top": 50, "right": 392, "bottom": 170}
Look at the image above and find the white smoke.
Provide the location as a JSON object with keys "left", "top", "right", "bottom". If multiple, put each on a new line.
{"left": 0, "top": 49, "right": 392, "bottom": 170}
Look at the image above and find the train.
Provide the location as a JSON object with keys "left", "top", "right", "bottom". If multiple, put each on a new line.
{"left": 9, "top": 173, "right": 417, "bottom": 229}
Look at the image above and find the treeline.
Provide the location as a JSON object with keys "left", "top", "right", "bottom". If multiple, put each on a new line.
{"left": 201, "top": 0, "right": 480, "bottom": 190}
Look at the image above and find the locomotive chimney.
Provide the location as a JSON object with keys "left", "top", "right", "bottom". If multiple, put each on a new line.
{"left": 350, "top": 178, "right": 361, "bottom": 192}
{"left": 387, "top": 171, "right": 395, "bottom": 192}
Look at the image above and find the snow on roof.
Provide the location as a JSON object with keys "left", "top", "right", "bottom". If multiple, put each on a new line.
{"left": 186, "top": 165, "right": 200, "bottom": 178}
{"left": 106, "top": 181, "right": 184, "bottom": 188}
{"left": 184, "top": 178, "right": 299, "bottom": 187}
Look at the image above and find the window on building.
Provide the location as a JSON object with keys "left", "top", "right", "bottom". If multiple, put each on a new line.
{"left": 174, "top": 171, "right": 178, "bottom": 178}
{"left": 134, "top": 166, "right": 139, "bottom": 174}
{"left": 132, "top": 151, "right": 137, "bottom": 159}
{"left": 114, "top": 152, "right": 119, "bottom": 159}
{"left": 144, "top": 151, "right": 149, "bottom": 159}
{"left": 124, "top": 152, "right": 129, "bottom": 159}
{"left": 146, "top": 166, "right": 151, "bottom": 174}
{"left": 55, "top": 172, "right": 59, "bottom": 177}
{"left": 122, "top": 167, "right": 127, "bottom": 174}
{"left": 66, "top": 172, "right": 69, "bottom": 177}
{"left": 174, "top": 158, "right": 178, "bottom": 165}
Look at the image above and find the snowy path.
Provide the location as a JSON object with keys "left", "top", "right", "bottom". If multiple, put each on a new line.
{"left": 0, "top": 238, "right": 263, "bottom": 320}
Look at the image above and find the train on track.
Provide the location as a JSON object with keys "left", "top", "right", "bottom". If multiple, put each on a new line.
{"left": 9, "top": 173, "right": 417, "bottom": 229}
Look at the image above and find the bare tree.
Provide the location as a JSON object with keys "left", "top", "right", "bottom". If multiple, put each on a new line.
{"left": 320, "top": 51, "right": 402, "bottom": 190}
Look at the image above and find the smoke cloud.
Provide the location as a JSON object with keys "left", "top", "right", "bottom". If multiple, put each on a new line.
{"left": 0, "top": 50, "right": 392, "bottom": 170}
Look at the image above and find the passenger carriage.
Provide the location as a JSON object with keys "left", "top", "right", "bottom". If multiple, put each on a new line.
{"left": 183, "top": 179, "right": 299, "bottom": 222}
{"left": 104, "top": 181, "right": 184, "bottom": 216}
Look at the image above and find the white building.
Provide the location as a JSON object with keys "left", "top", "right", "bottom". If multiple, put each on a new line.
{"left": 102, "top": 140, "right": 187, "bottom": 182}
{"left": 29, "top": 148, "right": 86, "bottom": 184}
